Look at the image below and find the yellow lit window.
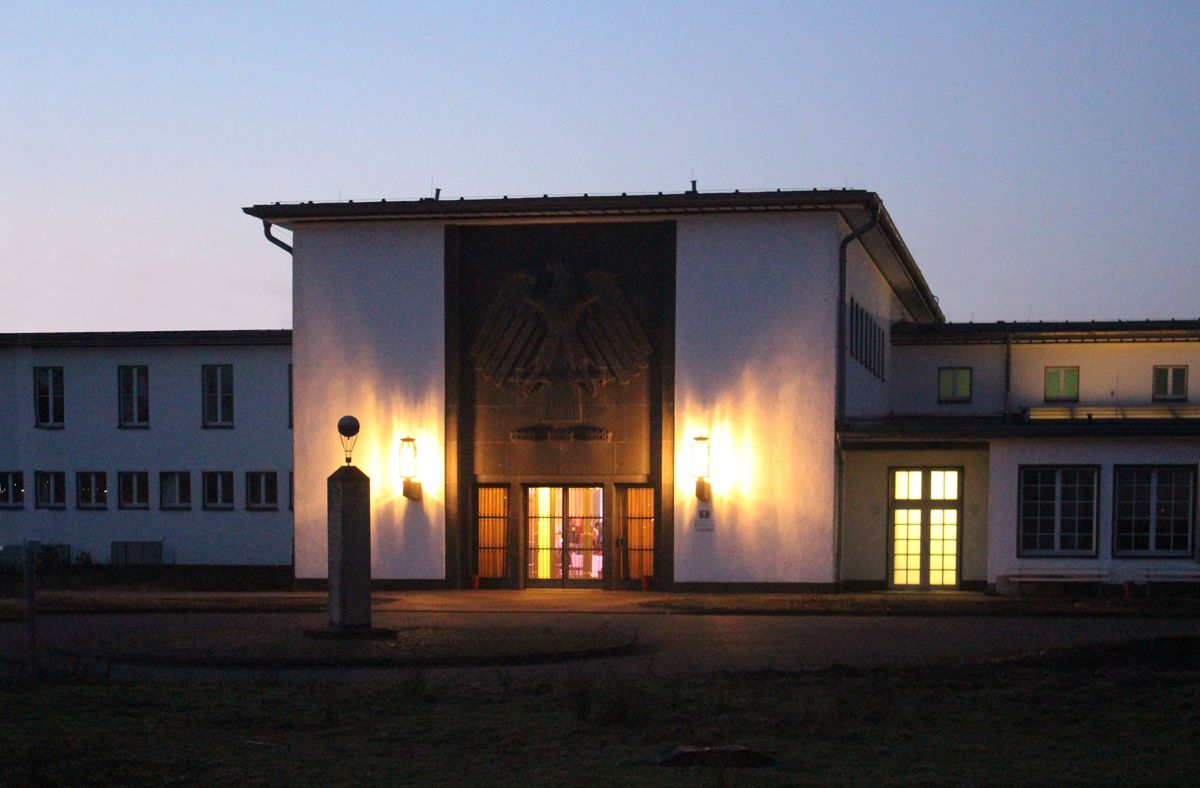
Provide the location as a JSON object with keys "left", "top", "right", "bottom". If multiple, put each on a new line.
{"left": 894, "top": 470, "right": 923, "bottom": 501}
{"left": 929, "top": 470, "right": 959, "bottom": 501}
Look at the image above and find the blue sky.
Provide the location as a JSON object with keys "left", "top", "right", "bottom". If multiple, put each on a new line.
{"left": 2, "top": 1, "right": 1197, "bottom": 330}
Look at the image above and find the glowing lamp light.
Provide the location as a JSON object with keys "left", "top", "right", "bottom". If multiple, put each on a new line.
{"left": 691, "top": 436, "right": 712, "bottom": 502}
{"left": 337, "top": 415, "right": 360, "bottom": 465}
{"left": 399, "top": 436, "right": 422, "bottom": 501}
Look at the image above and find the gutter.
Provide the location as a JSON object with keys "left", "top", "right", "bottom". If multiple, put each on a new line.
{"left": 833, "top": 197, "right": 881, "bottom": 589}
{"left": 262, "top": 220, "right": 293, "bottom": 255}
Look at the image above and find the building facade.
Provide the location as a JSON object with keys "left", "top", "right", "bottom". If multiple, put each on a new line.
{"left": 0, "top": 331, "right": 293, "bottom": 566}
{"left": 6, "top": 189, "right": 1194, "bottom": 592}
{"left": 245, "top": 189, "right": 1200, "bottom": 592}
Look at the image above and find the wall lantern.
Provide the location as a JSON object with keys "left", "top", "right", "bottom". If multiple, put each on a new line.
{"left": 399, "top": 436, "right": 422, "bottom": 501}
{"left": 337, "top": 415, "right": 360, "bottom": 465}
{"left": 691, "top": 436, "right": 712, "bottom": 502}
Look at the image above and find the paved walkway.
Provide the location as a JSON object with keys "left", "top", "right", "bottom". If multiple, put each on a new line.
{"left": 1, "top": 590, "right": 1197, "bottom": 681}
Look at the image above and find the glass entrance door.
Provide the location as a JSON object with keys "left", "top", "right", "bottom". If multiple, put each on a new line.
{"left": 527, "top": 486, "right": 603, "bottom": 585}
{"left": 889, "top": 469, "right": 962, "bottom": 589}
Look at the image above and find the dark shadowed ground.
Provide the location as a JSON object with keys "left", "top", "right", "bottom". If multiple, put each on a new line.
{"left": 1, "top": 591, "right": 1198, "bottom": 784}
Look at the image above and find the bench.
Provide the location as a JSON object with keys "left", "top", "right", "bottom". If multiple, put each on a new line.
{"left": 997, "top": 571, "right": 1108, "bottom": 597}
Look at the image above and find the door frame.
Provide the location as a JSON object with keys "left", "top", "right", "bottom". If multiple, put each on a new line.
{"left": 521, "top": 483, "right": 608, "bottom": 588}
{"left": 886, "top": 466, "right": 965, "bottom": 590}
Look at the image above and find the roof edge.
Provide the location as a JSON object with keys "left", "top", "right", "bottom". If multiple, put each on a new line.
{"left": 0, "top": 329, "right": 292, "bottom": 349}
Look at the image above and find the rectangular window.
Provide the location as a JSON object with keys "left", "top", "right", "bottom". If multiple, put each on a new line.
{"left": 34, "top": 366, "right": 64, "bottom": 427}
{"left": 1044, "top": 366, "right": 1079, "bottom": 402}
{"left": 477, "top": 485, "right": 509, "bottom": 578}
{"left": 245, "top": 471, "right": 278, "bottom": 511}
{"left": 76, "top": 471, "right": 107, "bottom": 510}
{"left": 118, "top": 365, "right": 150, "bottom": 427}
{"left": 619, "top": 486, "right": 656, "bottom": 581}
{"left": 1113, "top": 466, "right": 1195, "bottom": 556}
{"left": 118, "top": 471, "right": 150, "bottom": 509}
{"left": 0, "top": 472, "right": 25, "bottom": 508}
{"left": 847, "top": 298, "right": 886, "bottom": 381}
{"left": 202, "top": 364, "right": 234, "bottom": 427}
{"left": 1152, "top": 366, "right": 1188, "bottom": 401}
{"left": 202, "top": 471, "right": 234, "bottom": 510}
{"left": 35, "top": 471, "right": 66, "bottom": 509}
{"left": 160, "top": 471, "right": 192, "bottom": 510}
{"left": 1018, "top": 466, "right": 1097, "bottom": 556}
{"left": 938, "top": 367, "right": 972, "bottom": 403}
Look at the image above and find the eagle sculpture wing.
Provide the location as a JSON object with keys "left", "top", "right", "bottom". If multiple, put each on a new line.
{"left": 577, "top": 270, "right": 653, "bottom": 391}
{"left": 470, "top": 268, "right": 652, "bottom": 402}
{"left": 470, "top": 272, "right": 544, "bottom": 388}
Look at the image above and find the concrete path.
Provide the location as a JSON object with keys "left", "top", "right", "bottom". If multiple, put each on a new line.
{"left": 2, "top": 590, "right": 1197, "bottom": 681}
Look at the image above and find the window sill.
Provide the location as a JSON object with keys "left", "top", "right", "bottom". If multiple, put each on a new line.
{"left": 161, "top": 504, "right": 192, "bottom": 511}
{"left": 118, "top": 424, "right": 151, "bottom": 430}
{"left": 1016, "top": 551, "right": 1098, "bottom": 559}
{"left": 77, "top": 504, "right": 108, "bottom": 511}
{"left": 202, "top": 423, "right": 235, "bottom": 430}
{"left": 937, "top": 399, "right": 972, "bottom": 405}
{"left": 1112, "top": 553, "right": 1194, "bottom": 560}
{"left": 247, "top": 505, "right": 279, "bottom": 512}
{"left": 35, "top": 505, "right": 66, "bottom": 510}
{"left": 118, "top": 504, "right": 150, "bottom": 510}
{"left": 1043, "top": 398, "right": 1079, "bottom": 404}
{"left": 202, "top": 504, "right": 234, "bottom": 511}
{"left": 34, "top": 424, "right": 65, "bottom": 430}
{"left": 0, "top": 503, "right": 25, "bottom": 510}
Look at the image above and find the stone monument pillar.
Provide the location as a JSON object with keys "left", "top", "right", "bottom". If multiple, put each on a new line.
{"left": 327, "top": 465, "right": 372, "bottom": 629}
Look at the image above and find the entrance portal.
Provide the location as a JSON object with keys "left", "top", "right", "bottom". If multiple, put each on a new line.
{"left": 889, "top": 469, "right": 962, "bottom": 589}
{"left": 527, "top": 486, "right": 604, "bottom": 586}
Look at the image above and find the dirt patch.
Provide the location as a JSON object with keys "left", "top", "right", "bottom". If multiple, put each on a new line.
{"left": 2, "top": 637, "right": 1198, "bottom": 785}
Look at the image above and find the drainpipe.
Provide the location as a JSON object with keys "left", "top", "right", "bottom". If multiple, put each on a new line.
{"left": 833, "top": 197, "right": 881, "bottom": 589}
{"left": 1003, "top": 331, "right": 1012, "bottom": 417}
{"left": 262, "top": 220, "right": 293, "bottom": 255}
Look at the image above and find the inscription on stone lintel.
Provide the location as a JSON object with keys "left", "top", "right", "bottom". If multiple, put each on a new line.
{"left": 509, "top": 425, "right": 613, "bottom": 442}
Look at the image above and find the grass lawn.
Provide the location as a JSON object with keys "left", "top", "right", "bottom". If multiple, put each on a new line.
{"left": 3, "top": 637, "right": 1198, "bottom": 786}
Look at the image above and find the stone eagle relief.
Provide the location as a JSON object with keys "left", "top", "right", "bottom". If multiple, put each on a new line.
{"left": 471, "top": 259, "right": 652, "bottom": 431}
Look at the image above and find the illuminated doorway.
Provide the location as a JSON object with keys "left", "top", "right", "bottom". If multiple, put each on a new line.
{"left": 889, "top": 469, "right": 962, "bottom": 589}
{"left": 527, "top": 486, "right": 604, "bottom": 586}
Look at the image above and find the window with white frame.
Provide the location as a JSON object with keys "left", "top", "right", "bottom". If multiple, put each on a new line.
{"left": 35, "top": 471, "right": 65, "bottom": 509}
{"left": 202, "top": 471, "right": 234, "bottom": 510}
{"left": 0, "top": 472, "right": 24, "bottom": 508}
{"left": 1018, "top": 466, "right": 1097, "bottom": 556}
{"left": 160, "top": 471, "right": 191, "bottom": 510}
{"left": 76, "top": 471, "right": 107, "bottom": 510}
{"left": 118, "top": 365, "right": 150, "bottom": 427}
{"left": 34, "top": 366, "right": 64, "bottom": 427}
{"left": 1113, "top": 466, "right": 1195, "bottom": 556}
{"left": 202, "top": 364, "right": 234, "bottom": 427}
{"left": 118, "top": 471, "right": 150, "bottom": 509}
{"left": 938, "top": 367, "right": 972, "bottom": 403}
{"left": 246, "top": 471, "right": 278, "bottom": 511}
{"left": 1044, "top": 366, "right": 1079, "bottom": 402}
{"left": 1152, "top": 366, "right": 1188, "bottom": 401}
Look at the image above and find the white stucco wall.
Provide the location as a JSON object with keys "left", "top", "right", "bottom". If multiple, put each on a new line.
{"left": 674, "top": 213, "right": 841, "bottom": 583}
{"left": 842, "top": 229, "right": 910, "bottom": 418}
{"left": 988, "top": 438, "right": 1200, "bottom": 583}
{"left": 0, "top": 341, "right": 293, "bottom": 564}
{"left": 889, "top": 344, "right": 1008, "bottom": 415}
{"left": 291, "top": 222, "right": 445, "bottom": 580}
{"left": 1008, "top": 342, "right": 1197, "bottom": 409}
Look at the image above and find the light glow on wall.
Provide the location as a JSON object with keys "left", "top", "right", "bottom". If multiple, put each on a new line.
{"left": 328, "top": 381, "right": 445, "bottom": 516}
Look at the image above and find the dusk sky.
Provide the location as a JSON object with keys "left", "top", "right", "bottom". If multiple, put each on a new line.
{"left": 3, "top": 1, "right": 1197, "bottom": 332}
